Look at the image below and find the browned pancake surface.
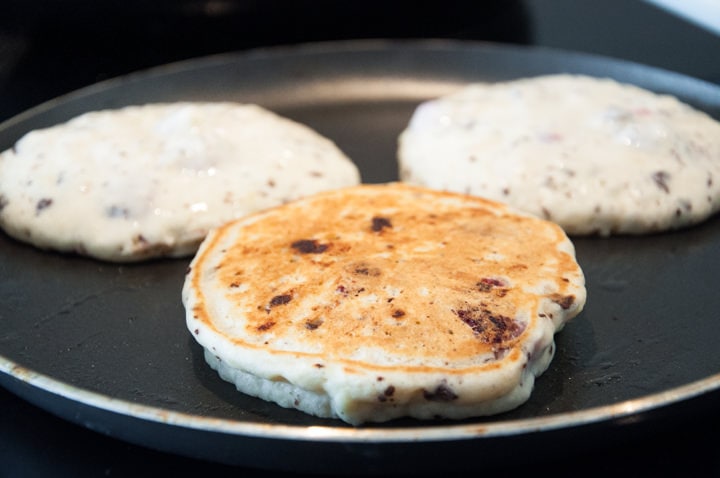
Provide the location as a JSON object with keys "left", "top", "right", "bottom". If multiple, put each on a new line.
{"left": 187, "top": 183, "right": 583, "bottom": 373}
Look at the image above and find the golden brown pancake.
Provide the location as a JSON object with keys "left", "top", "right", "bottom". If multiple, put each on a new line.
{"left": 183, "top": 182, "right": 586, "bottom": 425}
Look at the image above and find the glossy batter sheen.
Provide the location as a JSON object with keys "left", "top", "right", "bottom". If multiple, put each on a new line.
{"left": 183, "top": 183, "right": 586, "bottom": 425}
{"left": 0, "top": 102, "right": 360, "bottom": 261}
{"left": 398, "top": 74, "right": 720, "bottom": 235}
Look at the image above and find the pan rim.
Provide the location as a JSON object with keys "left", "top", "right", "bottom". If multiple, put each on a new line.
{"left": 1, "top": 39, "right": 719, "bottom": 454}
{"left": 2, "top": 352, "right": 719, "bottom": 442}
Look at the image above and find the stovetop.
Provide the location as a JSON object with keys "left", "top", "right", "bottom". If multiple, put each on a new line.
{"left": 0, "top": 1, "right": 533, "bottom": 122}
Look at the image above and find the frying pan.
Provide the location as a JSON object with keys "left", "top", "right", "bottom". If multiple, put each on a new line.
{"left": 1, "top": 40, "right": 720, "bottom": 475}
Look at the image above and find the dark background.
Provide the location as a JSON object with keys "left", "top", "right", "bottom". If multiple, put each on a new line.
{"left": 2, "top": 0, "right": 720, "bottom": 123}
{"left": 1, "top": 1, "right": 719, "bottom": 476}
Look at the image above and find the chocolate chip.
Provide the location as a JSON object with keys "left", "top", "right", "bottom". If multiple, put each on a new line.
{"left": 35, "top": 198, "right": 53, "bottom": 215}
{"left": 291, "top": 239, "right": 328, "bottom": 254}
{"left": 423, "top": 383, "right": 458, "bottom": 402}
{"left": 371, "top": 216, "right": 392, "bottom": 232}
{"left": 257, "top": 321, "right": 275, "bottom": 331}
{"left": 551, "top": 294, "right": 575, "bottom": 310}
{"left": 269, "top": 294, "right": 292, "bottom": 307}
{"left": 652, "top": 171, "right": 671, "bottom": 194}
{"left": 305, "top": 317, "right": 324, "bottom": 330}
{"left": 452, "top": 306, "right": 524, "bottom": 343}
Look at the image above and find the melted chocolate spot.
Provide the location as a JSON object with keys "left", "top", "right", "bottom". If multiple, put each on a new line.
{"left": 551, "top": 294, "right": 575, "bottom": 310}
{"left": 269, "top": 294, "right": 292, "bottom": 307}
{"left": 453, "top": 306, "right": 524, "bottom": 343}
{"left": 476, "top": 277, "right": 505, "bottom": 292}
{"left": 423, "top": 384, "right": 458, "bottom": 402}
{"left": 371, "top": 216, "right": 392, "bottom": 232}
{"left": 305, "top": 317, "right": 324, "bottom": 330}
{"left": 291, "top": 239, "right": 328, "bottom": 254}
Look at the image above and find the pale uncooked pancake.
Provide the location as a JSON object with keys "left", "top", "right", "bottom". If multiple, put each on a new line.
{"left": 183, "top": 182, "right": 586, "bottom": 425}
{"left": 0, "top": 102, "right": 360, "bottom": 261}
{"left": 398, "top": 74, "right": 720, "bottom": 235}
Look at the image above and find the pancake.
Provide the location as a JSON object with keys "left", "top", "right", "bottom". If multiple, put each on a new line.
{"left": 0, "top": 102, "right": 360, "bottom": 261}
{"left": 398, "top": 74, "right": 720, "bottom": 236}
{"left": 183, "top": 182, "right": 586, "bottom": 425}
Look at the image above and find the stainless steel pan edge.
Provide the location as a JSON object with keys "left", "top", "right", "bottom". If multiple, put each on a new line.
{"left": 2, "top": 357, "right": 719, "bottom": 442}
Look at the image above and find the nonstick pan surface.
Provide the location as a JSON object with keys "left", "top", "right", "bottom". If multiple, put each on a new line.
{"left": 1, "top": 40, "right": 719, "bottom": 474}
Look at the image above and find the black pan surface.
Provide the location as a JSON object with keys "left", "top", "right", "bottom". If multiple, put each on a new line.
{"left": 1, "top": 40, "right": 720, "bottom": 474}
